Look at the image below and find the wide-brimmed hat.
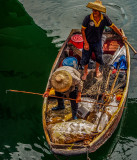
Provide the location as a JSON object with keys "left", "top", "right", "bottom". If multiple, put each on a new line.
{"left": 86, "top": 0, "right": 106, "bottom": 13}
{"left": 51, "top": 70, "right": 72, "bottom": 92}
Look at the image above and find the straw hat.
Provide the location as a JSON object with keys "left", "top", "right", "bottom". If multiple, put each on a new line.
{"left": 86, "top": 0, "right": 106, "bottom": 13}
{"left": 51, "top": 70, "right": 72, "bottom": 92}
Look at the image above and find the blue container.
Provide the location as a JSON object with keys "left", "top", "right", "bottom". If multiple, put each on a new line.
{"left": 119, "top": 55, "right": 127, "bottom": 69}
{"left": 62, "top": 57, "right": 78, "bottom": 69}
{"left": 113, "top": 55, "right": 127, "bottom": 70}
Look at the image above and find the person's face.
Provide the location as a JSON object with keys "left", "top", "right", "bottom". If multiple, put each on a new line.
{"left": 92, "top": 9, "right": 100, "bottom": 17}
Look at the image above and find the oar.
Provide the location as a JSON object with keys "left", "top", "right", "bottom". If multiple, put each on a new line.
{"left": 6, "top": 89, "right": 125, "bottom": 108}
{"left": 124, "top": 40, "right": 137, "bottom": 54}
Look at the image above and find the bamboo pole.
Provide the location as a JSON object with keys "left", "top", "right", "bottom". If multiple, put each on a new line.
{"left": 125, "top": 40, "right": 137, "bottom": 54}
{"left": 110, "top": 70, "right": 120, "bottom": 93}
{"left": 6, "top": 89, "right": 125, "bottom": 108}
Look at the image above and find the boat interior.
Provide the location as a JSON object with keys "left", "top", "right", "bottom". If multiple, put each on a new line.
{"left": 44, "top": 28, "right": 128, "bottom": 147}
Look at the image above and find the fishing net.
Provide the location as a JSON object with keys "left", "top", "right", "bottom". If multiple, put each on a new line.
{"left": 82, "top": 54, "right": 126, "bottom": 98}
{"left": 103, "top": 54, "right": 113, "bottom": 64}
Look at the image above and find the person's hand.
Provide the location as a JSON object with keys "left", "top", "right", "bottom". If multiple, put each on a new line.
{"left": 122, "top": 35, "right": 127, "bottom": 42}
{"left": 76, "top": 92, "right": 81, "bottom": 103}
{"left": 84, "top": 42, "right": 89, "bottom": 51}
{"left": 43, "top": 89, "right": 50, "bottom": 98}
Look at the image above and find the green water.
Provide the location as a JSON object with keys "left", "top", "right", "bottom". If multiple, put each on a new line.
{"left": 0, "top": 0, "right": 56, "bottom": 159}
{"left": 0, "top": 0, "right": 137, "bottom": 160}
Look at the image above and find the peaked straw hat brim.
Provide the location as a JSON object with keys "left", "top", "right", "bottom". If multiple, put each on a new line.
{"left": 86, "top": 1, "right": 106, "bottom": 13}
{"left": 51, "top": 70, "right": 72, "bottom": 93}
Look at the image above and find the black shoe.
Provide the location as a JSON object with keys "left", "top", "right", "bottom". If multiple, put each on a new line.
{"left": 52, "top": 105, "right": 65, "bottom": 111}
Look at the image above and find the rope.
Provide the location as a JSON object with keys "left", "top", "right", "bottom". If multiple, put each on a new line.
{"left": 53, "top": 152, "right": 69, "bottom": 160}
{"left": 67, "top": 144, "right": 74, "bottom": 150}
{"left": 105, "top": 69, "right": 112, "bottom": 91}
{"left": 86, "top": 147, "right": 91, "bottom": 160}
{"left": 53, "top": 153, "right": 61, "bottom": 160}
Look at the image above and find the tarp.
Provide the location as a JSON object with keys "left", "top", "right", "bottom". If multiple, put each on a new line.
{"left": 113, "top": 55, "right": 127, "bottom": 70}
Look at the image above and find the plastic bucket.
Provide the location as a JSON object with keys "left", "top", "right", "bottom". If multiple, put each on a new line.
{"left": 69, "top": 34, "right": 83, "bottom": 49}
{"left": 62, "top": 57, "right": 78, "bottom": 69}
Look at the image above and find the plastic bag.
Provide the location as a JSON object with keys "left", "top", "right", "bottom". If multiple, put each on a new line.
{"left": 97, "top": 113, "right": 109, "bottom": 133}
{"left": 105, "top": 96, "right": 119, "bottom": 116}
{"left": 48, "top": 119, "right": 96, "bottom": 144}
{"left": 113, "top": 55, "right": 127, "bottom": 69}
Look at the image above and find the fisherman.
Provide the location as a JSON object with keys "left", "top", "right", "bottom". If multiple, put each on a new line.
{"left": 43, "top": 57, "right": 83, "bottom": 120}
{"left": 81, "top": 0, "right": 127, "bottom": 80}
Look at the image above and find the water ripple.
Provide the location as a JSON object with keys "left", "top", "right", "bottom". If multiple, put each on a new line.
{"left": 19, "top": 0, "right": 127, "bottom": 47}
{"left": 18, "top": 0, "right": 137, "bottom": 98}
{"left": 109, "top": 136, "right": 137, "bottom": 160}
{"left": 10, "top": 143, "right": 44, "bottom": 160}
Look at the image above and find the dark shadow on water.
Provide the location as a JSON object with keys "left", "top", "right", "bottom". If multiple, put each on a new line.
{"left": 0, "top": 0, "right": 57, "bottom": 159}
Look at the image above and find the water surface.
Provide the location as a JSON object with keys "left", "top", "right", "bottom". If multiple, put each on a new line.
{"left": 0, "top": 0, "right": 137, "bottom": 159}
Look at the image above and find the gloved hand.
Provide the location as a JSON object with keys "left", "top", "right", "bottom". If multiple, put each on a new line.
{"left": 76, "top": 92, "right": 81, "bottom": 103}
{"left": 43, "top": 89, "right": 50, "bottom": 98}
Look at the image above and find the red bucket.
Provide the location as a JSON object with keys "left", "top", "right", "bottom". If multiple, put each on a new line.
{"left": 69, "top": 34, "right": 83, "bottom": 49}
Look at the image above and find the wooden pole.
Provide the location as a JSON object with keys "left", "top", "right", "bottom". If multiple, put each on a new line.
{"left": 6, "top": 89, "right": 125, "bottom": 108}
{"left": 125, "top": 40, "right": 137, "bottom": 54}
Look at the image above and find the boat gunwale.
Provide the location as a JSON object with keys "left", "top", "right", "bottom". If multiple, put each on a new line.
{"left": 87, "top": 29, "right": 130, "bottom": 152}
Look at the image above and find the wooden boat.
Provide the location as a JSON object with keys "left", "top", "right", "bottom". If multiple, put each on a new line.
{"left": 42, "top": 28, "right": 130, "bottom": 156}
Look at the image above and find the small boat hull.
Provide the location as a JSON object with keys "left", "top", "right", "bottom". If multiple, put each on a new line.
{"left": 42, "top": 29, "right": 130, "bottom": 156}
